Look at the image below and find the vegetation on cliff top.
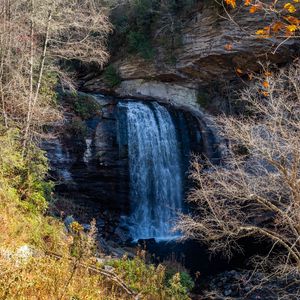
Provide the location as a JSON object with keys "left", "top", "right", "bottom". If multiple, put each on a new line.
{"left": 108, "top": 0, "right": 197, "bottom": 61}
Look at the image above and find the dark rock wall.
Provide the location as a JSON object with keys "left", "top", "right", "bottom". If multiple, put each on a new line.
{"left": 43, "top": 94, "right": 221, "bottom": 217}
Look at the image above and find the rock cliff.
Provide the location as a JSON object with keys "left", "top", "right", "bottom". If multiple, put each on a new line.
{"left": 83, "top": 2, "right": 299, "bottom": 111}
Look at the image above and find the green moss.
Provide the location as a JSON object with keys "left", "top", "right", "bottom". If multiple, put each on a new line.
{"left": 63, "top": 92, "right": 101, "bottom": 119}
{"left": 127, "top": 31, "right": 155, "bottom": 60}
{"left": 197, "top": 90, "right": 210, "bottom": 108}
{"left": 74, "top": 95, "right": 100, "bottom": 119}
{"left": 103, "top": 65, "right": 122, "bottom": 88}
{"left": 65, "top": 118, "right": 88, "bottom": 138}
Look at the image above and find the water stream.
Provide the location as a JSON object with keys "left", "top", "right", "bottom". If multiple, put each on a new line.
{"left": 117, "top": 101, "right": 186, "bottom": 241}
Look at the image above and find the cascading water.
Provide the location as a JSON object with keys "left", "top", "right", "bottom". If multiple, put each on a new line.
{"left": 117, "top": 101, "right": 186, "bottom": 241}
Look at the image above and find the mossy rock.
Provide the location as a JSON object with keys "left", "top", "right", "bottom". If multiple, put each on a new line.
{"left": 103, "top": 65, "right": 122, "bottom": 88}
{"left": 63, "top": 92, "right": 101, "bottom": 120}
{"left": 65, "top": 118, "right": 88, "bottom": 138}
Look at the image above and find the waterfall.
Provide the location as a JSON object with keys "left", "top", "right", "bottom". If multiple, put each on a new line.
{"left": 117, "top": 101, "right": 184, "bottom": 241}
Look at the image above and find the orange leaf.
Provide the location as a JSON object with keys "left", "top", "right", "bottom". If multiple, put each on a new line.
{"left": 225, "top": 0, "right": 237, "bottom": 8}
{"left": 272, "top": 21, "right": 284, "bottom": 33}
{"left": 262, "top": 81, "right": 269, "bottom": 88}
{"left": 244, "top": 0, "right": 251, "bottom": 6}
{"left": 264, "top": 71, "right": 272, "bottom": 77}
{"left": 224, "top": 43, "right": 233, "bottom": 51}
{"left": 261, "top": 91, "right": 269, "bottom": 97}
{"left": 249, "top": 4, "right": 261, "bottom": 13}
{"left": 236, "top": 68, "right": 243, "bottom": 76}
{"left": 285, "top": 16, "right": 300, "bottom": 25}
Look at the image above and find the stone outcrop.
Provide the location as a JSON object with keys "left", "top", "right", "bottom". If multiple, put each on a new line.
{"left": 43, "top": 95, "right": 130, "bottom": 215}
{"left": 43, "top": 93, "right": 224, "bottom": 243}
{"left": 82, "top": 3, "right": 299, "bottom": 112}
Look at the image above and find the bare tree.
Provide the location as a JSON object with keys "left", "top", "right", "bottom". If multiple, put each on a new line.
{"left": 0, "top": 0, "right": 112, "bottom": 151}
{"left": 176, "top": 61, "right": 300, "bottom": 284}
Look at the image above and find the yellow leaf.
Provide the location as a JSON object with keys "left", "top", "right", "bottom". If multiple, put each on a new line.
{"left": 284, "top": 3, "right": 297, "bottom": 13}
{"left": 256, "top": 29, "right": 265, "bottom": 35}
{"left": 255, "top": 28, "right": 271, "bottom": 38}
{"left": 286, "top": 24, "right": 298, "bottom": 32}
{"left": 293, "top": 0, "right": 299, "bottom": 3}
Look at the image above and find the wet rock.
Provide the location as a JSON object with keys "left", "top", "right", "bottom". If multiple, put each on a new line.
{"left": 64, "top": 215, "right": 75, "bottom": 231}
{"left": 114, "top": 226, "right": 131, "bottom": 244}
{"left": 223, "top": 289, "right": 232, "bottom": 296}
{"left": 207, "top": 269, "right": 300, "bottom": 299}
{"left": 137, "top": 238, "right": 157, "bottom": 248}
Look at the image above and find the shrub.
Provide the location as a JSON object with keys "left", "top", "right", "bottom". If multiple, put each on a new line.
{"left": 63, "top": 92, "right": 101, "bottom": 120}
{"left": 109, "top": 252, "right": 193, "bottom": 299}
{"left": 65, "top": 118, "right": 88, "bottom": 138}
{"left": 127, "top": 31, "right": 154, "bottom": 60}
{"left": 109, "top": 255, "right": 166, "bottom": 295}
{"left": 0, "top": 128, "right": 51, "bottom": 214}
{"left": 73, "top": 94, "right": 101, "bottom": 119}
{"left": 163, "top": 259, "right": 195, "bottom": 298}
{"left": 39, "top": 70, "right": 59, "bottom": 107}
{"left": 103, "top": 65, "right": 122, "bottom": 88}
{"left": 167, "top": 272, "right": 193, "bottom": 300}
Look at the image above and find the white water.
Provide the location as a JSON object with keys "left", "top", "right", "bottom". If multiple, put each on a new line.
{"left": 83, "top": 138, "right": 93, "bottom": 164}
{"left": 118, "top": 101, "right": 183, "bottom": 241}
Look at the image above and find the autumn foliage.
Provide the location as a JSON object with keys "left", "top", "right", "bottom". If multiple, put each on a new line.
{"left": 224, "top": 0, "right": 300, "bottom": 37}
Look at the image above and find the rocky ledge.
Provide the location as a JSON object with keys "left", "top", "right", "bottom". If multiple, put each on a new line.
{"left": 82, "top": 3, "right": 300, "bottom": 113}
{"left": 43, "top": 92, "right": 224, "bottom": 245}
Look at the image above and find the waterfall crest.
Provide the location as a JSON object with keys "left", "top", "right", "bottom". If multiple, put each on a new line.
{"left": 118, "top": 101, "right": 184, "bottom": 241}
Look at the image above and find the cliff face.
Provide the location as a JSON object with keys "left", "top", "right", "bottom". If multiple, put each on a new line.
{"left": 42, "top": 92, "right": 223, "bottom": 243}
{"left": 83, "top": 3, "right": 299, "bottom": 111}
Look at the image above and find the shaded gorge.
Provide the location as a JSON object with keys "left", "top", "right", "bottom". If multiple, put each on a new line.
{"left": 44, "top": 94, "right": 218, "bottom": 239}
